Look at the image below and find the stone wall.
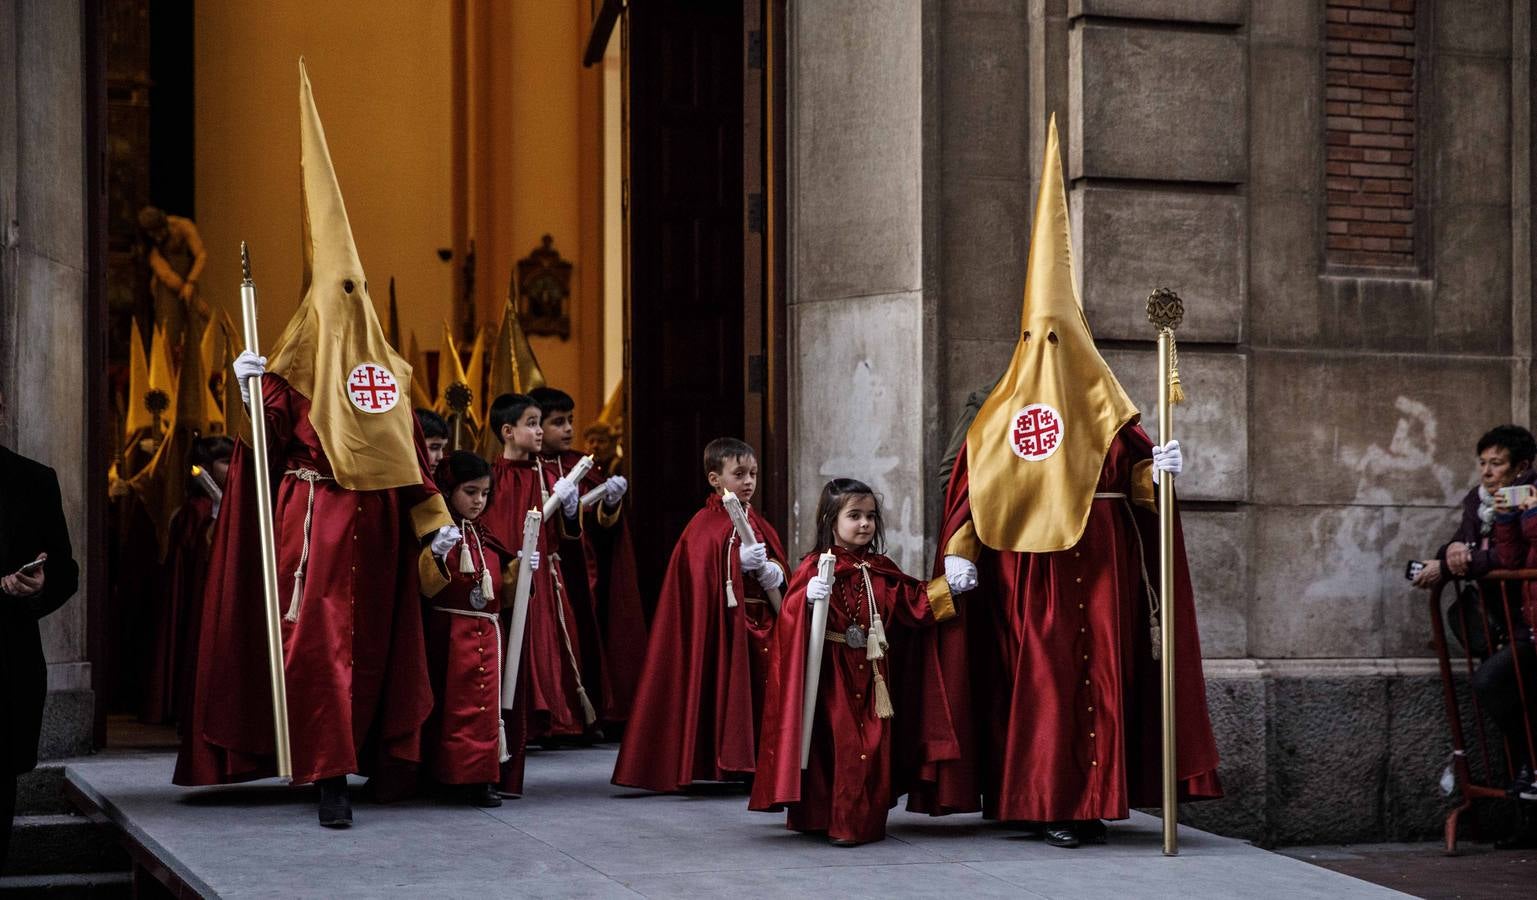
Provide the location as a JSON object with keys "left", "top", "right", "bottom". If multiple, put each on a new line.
{"left": 0, "top": 0, "right": 93, "bottom": 758}
{"left": 789, "top": 0, "right": 1535, "bottom": 843}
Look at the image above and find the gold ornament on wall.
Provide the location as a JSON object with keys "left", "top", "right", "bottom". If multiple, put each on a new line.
{"left": 516, "top": 234, "right": 573, "bottom": 340}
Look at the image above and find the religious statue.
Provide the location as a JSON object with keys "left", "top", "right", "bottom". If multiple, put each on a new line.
{"left": 515, "top": 234, "right": 572, "bottom": 339}
{"left": 137, "top": 206, "right": 209, "bottom": 352}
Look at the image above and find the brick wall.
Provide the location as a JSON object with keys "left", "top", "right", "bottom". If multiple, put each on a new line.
{"left": 1324, "top": 0, "right": 1416, "bottom": 269}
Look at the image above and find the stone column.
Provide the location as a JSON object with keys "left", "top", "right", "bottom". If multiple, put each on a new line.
{"left": 0, "top": 0, "right": 93, "bottom": 758}
{"left": 786, "top": 0, "right": 938, "bottom": 574}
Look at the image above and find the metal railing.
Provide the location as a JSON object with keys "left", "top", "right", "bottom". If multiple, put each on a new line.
{"left": 1427, "top": 570, "right": 1537, "bottom": 853}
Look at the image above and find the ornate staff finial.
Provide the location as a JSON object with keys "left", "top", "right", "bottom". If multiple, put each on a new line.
{"left": 1146, "top": 287, "right": 1184, "bottom": 331}
{"left": 1146, "top": 288, "right": 1186, "bottom": 405}
{"left": 241, "top": 241, "right": 253, "bottom": 284}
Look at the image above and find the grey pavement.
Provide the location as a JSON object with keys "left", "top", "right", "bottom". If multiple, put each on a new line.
{"left": 65, "top": 746, "right": 1412, "bottom": 899}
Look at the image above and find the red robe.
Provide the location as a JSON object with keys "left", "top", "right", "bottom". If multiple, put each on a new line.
{"left": 611, "top": 493, "right": 784, "bottom": 791}
{"left": 421, "top": 523, "right": 508, "bottom": 785}
{"left": 910, "top": 424, "right": 1221, "bottom": 822}
{"left": 750, "top": 547, "right": 945, "bottom": 844}
{"left": 537, "top": 450, "right": 648, "bottom": 723}
{"left": 142, "top": 490, "right": 216, "bottom": 725}
{"left": 483, "top": 459, "right": 593, "bottom": 755}
{"left": 174, "top": 375, "right": 449, "bottom": 787}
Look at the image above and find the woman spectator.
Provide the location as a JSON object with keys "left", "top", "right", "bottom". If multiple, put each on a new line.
{"left": 1413, "top": 425, "right": 1536, "bottom": 589}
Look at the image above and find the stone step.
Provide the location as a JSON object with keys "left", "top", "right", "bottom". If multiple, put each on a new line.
{"left": 1, "top": 814, "right": 128, "bottom": 878}
{"left": 0, "top": 872, "right": 131, "bottom": 899}
{"left": 16, "top": 767, "right": 71, "bottom": 816}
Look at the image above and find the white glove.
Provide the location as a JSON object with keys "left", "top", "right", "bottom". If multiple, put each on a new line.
{"left": 739, "top": 540, "right": 768, "bottom": 573}
{"left": 756, "top": 562, "right": 784, "bottom": 591}
{"left": 518, "top": 548, "right": 541, "bottom": 572}
{"left": 233, "top": 350, "right": 266, "bottom": 406}
{"left": 601, "top": 475, "right": 628, "bottom": 506}
{"left": 430, "top": 525, "right": 462, "bottom": 560}
{"left": 944, "top": 554, "right": 978, "bottom": 594}
{"left": 552, "top": 477, "right": 579, "bottom": 517}
{"left": 1152, "top": 439, "right": 1183, "bottom": 484}
{"left": 805, "top": 576, "right": 832, "bottom": 604}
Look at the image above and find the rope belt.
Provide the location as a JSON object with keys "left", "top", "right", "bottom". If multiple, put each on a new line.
{"left": 431, "top": 606, "right": 510, "bottom": 763}
{"left": 282, "top": 468, "right": 333, "bottom": 623}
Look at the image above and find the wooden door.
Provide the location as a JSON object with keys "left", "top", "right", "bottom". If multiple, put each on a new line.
{"left": 626, "top": 0, "right": 746, "bottom": 597}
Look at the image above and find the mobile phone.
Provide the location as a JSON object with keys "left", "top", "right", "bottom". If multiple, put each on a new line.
{"left": 1498, "top": 484, "right": 1536, "bottom": 506}
{"left": 1404, "top": 560, "right": 1425, "bottom": 582}
{"left": 18, "top": 556, "right": 45, "bottom": 576}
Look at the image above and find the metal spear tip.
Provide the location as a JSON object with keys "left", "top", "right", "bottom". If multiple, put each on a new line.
{"left": 240, "top": 241, "right": 252, "bottom": 283}
{"left": 1146, "top": 287, "right": 1184, "bottom": 331}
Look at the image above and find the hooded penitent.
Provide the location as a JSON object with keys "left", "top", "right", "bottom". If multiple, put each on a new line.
{"left": 964, "top": 115, "right": 1139, "bottom": 554}
{"left": 262, "top": 60, "right": 422, "bottom": 492}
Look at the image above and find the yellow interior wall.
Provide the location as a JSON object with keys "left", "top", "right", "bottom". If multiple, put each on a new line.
{"left": 194, "top": 2, "right": 455, "bottom": 357}
{"left": 509, "top": 0, "right": 581, "bottom": 402}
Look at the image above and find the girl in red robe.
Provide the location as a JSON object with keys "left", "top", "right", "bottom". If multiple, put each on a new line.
{"left": 612, "top": 438, "right": 787, "bottom": 792}
{"left": 751, "top": 478, "right": 955, "bottom": 845}
{"left": 421, "top": 451, "right": 512, "bottom": 807}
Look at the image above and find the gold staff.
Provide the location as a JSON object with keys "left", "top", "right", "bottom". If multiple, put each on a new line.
{"left": 240, "top": 242, "right": 294, "bottom": 779}
{"left": 1146, "top": 287, "right": 1184, "bottom": 856}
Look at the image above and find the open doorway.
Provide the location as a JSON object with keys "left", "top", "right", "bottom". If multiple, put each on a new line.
{"left": 620, "top": 0, "right": 788, "bottom": 597}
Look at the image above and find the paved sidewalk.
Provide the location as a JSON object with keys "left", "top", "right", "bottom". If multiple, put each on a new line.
{"left": 66, "top": 746, "right": 1411, "bottom": 899}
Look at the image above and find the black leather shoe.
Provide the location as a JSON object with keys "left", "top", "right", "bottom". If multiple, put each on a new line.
{"left": 317, "top": 777, "right": 353, "bottom": 828}
{"left": 471, "top": 783, "right": 503, "bottom": 808}
{"left": 1043, "top": 822, "right": 1080, "bottom": 848}
{"left": 1077, "top": 819, "right": 1107, "bottom": 844}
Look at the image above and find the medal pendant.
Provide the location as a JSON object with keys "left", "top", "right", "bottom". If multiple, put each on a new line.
{"left": 845, "top": 625, "right": 867, "bottom": 649}
{"left": 469, "top": 585, "right": 487, "bottom": 610}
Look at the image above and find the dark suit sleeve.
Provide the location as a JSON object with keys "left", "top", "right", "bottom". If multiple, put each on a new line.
{"left": 26, "top": 466, "right": 79, "bottom": 620}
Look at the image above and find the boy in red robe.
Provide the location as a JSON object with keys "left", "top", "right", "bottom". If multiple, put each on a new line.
{"left": 482, "top": 392, "right": 595, "bottom": 794}
{"left": 529, "top": 386, "right": 646, "bottom": 728}
{"left": 751, "top": 479, "right": 955, "bottom": 845}
{"left": 912, "top": 118, "right": 1221, "bottom": 848}
{"left": 612, "top": 438, "right": 786, "bottom": 792}
{"left": 421, "top": 451, "right": 511, "bottom": 808}
{"left": 174, "top": 63, "right": 456, "bottom": 829}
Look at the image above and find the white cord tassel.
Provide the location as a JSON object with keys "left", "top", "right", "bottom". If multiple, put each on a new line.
{"left": 459, "top": 538, "right": 477, "bottom": 574}
{"left": 724, "top": 535, "right": 739, "bottom": 608}
{"left": 859, "top": 564, "right": 887, "bottom": 662}
{"left": 285, "top": 573, "right": 304, "bottom": 624}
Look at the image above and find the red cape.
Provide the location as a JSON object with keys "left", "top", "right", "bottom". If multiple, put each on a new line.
{"left": 750, "top": 548, "right": 943, "bottom": 841}
{"left": 611, "top": 493, "right": 784, "bottom": 791}
{"left": 175, "top": 378, "right": 438, "bottom": 787}
{"left": 907, "top": 423, "right": 1220, "bottom": 820}
{"left": 539, "top": 450, "right": 648, "bottom": 724}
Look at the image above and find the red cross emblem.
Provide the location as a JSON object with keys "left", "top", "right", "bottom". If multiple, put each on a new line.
{"left": 1009, "top": 403, "right": 1063, "bottom": 461}
{"left": 347, "top": 363, "right": 400, "bottom": 414}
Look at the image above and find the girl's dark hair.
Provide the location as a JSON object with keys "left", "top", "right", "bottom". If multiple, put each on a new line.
{"left": 813, "top": 477, "right": 885, "bottom": 554}
{"left": 434, "top": 449, "right": 492, "bottom": 496}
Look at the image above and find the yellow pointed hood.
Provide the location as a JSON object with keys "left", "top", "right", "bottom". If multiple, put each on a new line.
{"left": 146, "top": 323, "right": 175, "bottom": 432}
{"left": 477, "top": 298, "right": 547, "bottom": 457}
{"left": 124, "top": 320, "right": 153, "bottom": 440}
{"left": 964, "top": 116, "right": 1139, "bottom": 553}
{"left": 407, "top": 330, "right": 434, "bottom": 411}
{"left": 263, "top": 60, "right": 422, "bottom": 491}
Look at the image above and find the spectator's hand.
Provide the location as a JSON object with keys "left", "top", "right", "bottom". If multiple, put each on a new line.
{"left": 2, "top": 563, "right": 45, "bottom": 598}
{"left": 1494, "top": 491, "right": 1513, "bottom": 513}
{"left": 1522, "top": 493, "right": 1537, "bottom": 512}
{"left": 1411, "top": 559, "right": 1443, "bottom": 588}
{"left": 233, "top": 351, "right": 266, "bottom": 406}
{"left": 739, "top": 541, "right": 768, "bottom": 573}
{"left": 944, "top": 555, "right": 978, "bottom": 594}
{"left": 179, "top": 282, "right": 196, "bottom": 302}
{"left": 1446, "top": 542, "right": 1472, "bottom": 577}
